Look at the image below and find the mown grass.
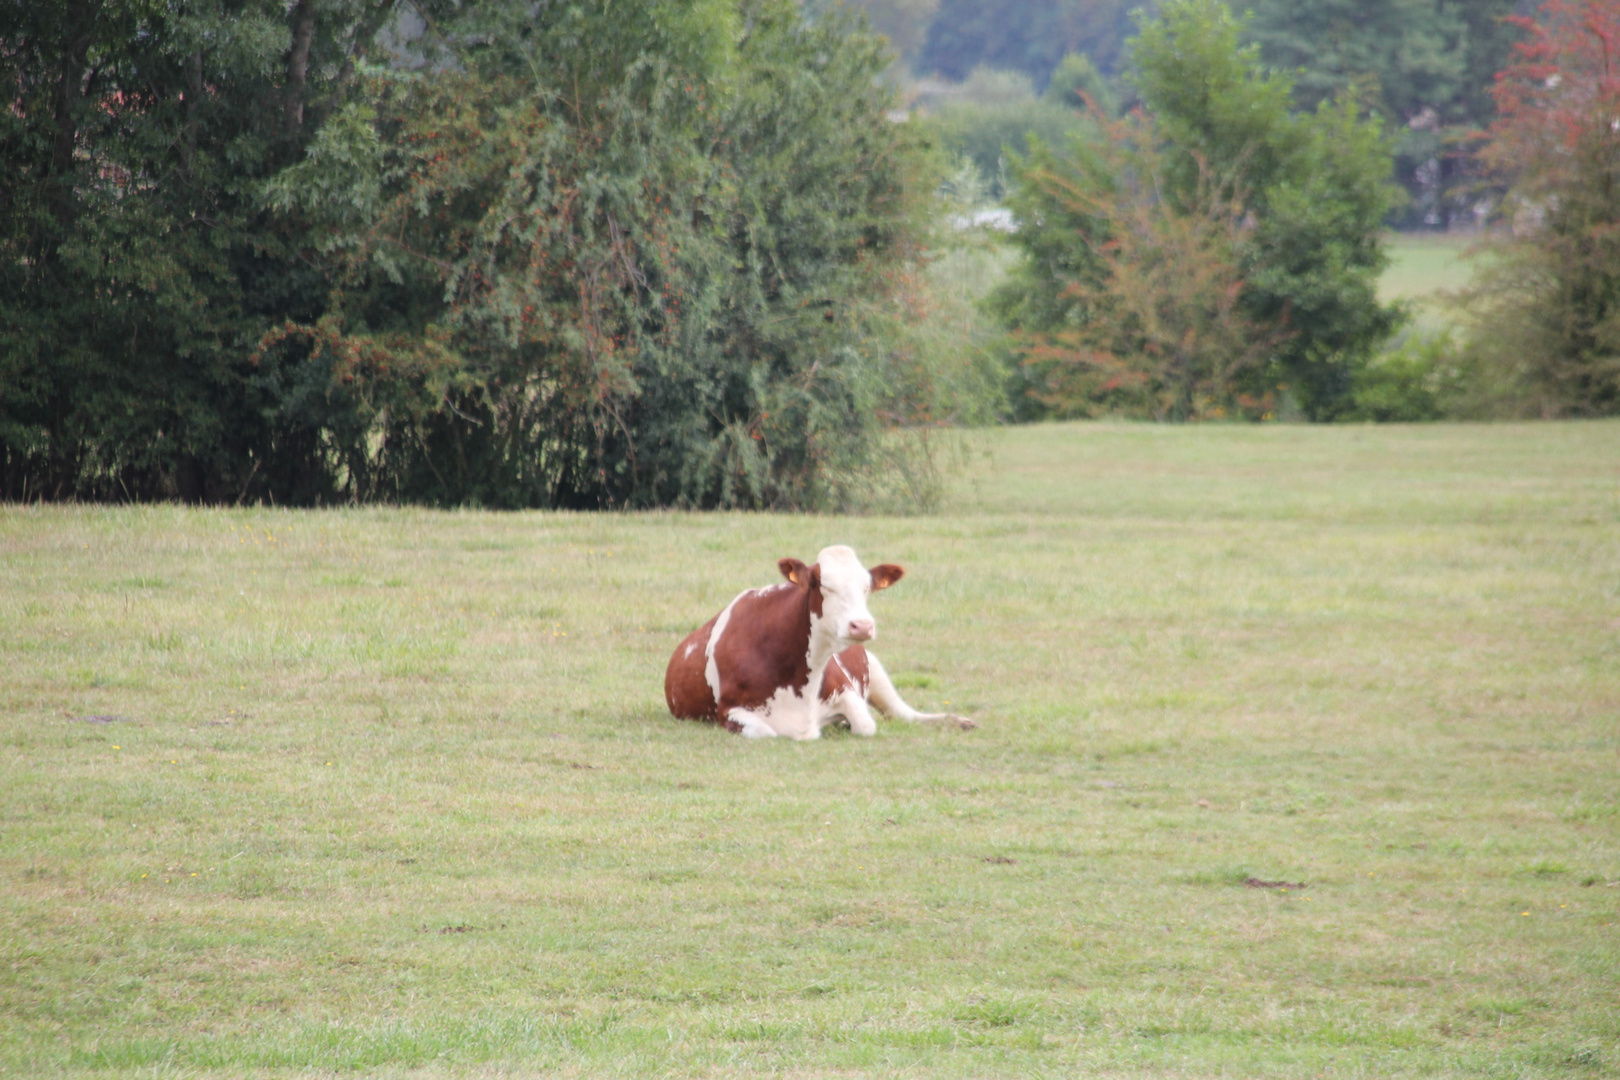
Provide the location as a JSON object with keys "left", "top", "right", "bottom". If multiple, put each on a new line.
{"left": 2, "top": 421, "right": 1617, "bottom": 1078}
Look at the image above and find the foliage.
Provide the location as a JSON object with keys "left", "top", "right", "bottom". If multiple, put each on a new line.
{"left": 1043, "top": 51, "right": 1119, "bottom": 116}
{"left": 887, "top": 183, "right": 1014, "bottom": 428}
{"left": 995, "top": 0, "right": 1404, "bottom": 422}
{"left": 0, "top": 0, "right": 393, "bottom": 503}
{"left": 1132, "top": 0, "right": 1405, "bottom": 419}
{"left": 801, "top": 0, "right": 940, "bottom": 68}
{"left": 924, "top": 67, "right": 1097, "bottom": 197}
{"left": 917, "top": 0, "right": 1137, "bottom": 87}
{"left": 1243, "top": 0, "right": 1522, "bottom": 127}
{"left": 1240, "top": 0, "right": 1524, "bottom": 230}
{"left": 1012, "top": 116, "right": 1290, "bottom": 421}
{"left": 1, "top": 0, "right": 969, "bottom": 509}
{"left": 1456, "top": 0, "right": 1620, "bottom": 417}
{"left": 877, "top": 0, "right": 1523, "bottom": 229}
{"left": 1345, "top": 329, "right": 1454, "bottom": 422}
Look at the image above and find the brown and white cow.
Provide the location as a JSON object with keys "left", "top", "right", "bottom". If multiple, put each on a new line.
{"left": 664, "top": 545, "right": 973, "bottom": 739}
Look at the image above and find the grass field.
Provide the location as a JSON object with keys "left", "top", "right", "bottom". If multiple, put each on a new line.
{"left": 1380, "top": 234, "right": 1488, "bottom": 328}
{"left": 3, "top": 421, "right": 1618, "bottom": 1078}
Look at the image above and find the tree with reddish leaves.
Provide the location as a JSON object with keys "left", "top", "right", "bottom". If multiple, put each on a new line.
{"left": 1460, "top": 0, "right": 1620, "bottom": 416}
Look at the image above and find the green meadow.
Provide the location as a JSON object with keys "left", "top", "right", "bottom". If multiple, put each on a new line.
{"left": 3, "top": 421, "right": 1617, "bottom": 1078}
{"left": 1379, "top": 233, "right": 1488, "bottom": 327}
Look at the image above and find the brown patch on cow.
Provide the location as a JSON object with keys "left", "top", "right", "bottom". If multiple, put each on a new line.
{"left": 1245, "top": 877, "right": 1307, "bottom": 890}
{"left": 869, "top": 563, "right": 904, "bottom": 590}
{"left": 711, "top": 580, "right": 818, "bottom": 718}
{"left": 664, "top": 617, "right": 718, "bottom": 721}
{"left": 668, "top": 573, "right": 829, "bottom": 726}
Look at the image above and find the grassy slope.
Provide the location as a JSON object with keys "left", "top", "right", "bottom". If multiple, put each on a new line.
{"left": 2, "top": 422, "right": 1617, "bottom": 1078}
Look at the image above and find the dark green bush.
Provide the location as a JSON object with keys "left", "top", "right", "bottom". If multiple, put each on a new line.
{"left": 2, "top": 0, "right": 974, "bottom": 510}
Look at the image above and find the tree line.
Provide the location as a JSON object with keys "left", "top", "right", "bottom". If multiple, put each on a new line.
{"left": 3, "top": 0, "right": 1614, "bottom": 507}
{"left": 913, "top": 0, "right": 1619, "bottom": 423}
{"left": 2, "top": 0, "right": 961, "bottom": 508}
{"left": 853, "top": 0, "right": 1528, "bottom": 228}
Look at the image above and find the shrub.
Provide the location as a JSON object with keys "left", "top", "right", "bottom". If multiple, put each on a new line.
{"left": 2, "top": 0, "right": 964, "bottom": 510}
{"left": 1346, "top": 330, "right": 1453, "bottom": 422}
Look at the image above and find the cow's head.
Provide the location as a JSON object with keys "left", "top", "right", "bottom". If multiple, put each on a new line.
{"left": 779, "top": 545, "right": 903, "bottom": 644}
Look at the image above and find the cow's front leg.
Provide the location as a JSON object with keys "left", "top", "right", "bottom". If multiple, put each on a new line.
{"left": 727, "top": 705, "right": 825, "bottom": 740}
{"left": 820, "top": 692, "right": 877, "bottom": 737}
{"left": 727, "top": 708, "right": 780, "bottom": 738}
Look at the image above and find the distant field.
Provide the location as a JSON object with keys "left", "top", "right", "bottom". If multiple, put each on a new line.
{"left": 1380, "top": 233, "right": 1490, "bottom": 327}
{"left": 3, "top": 422, "right": 1617, "bottom": 1078}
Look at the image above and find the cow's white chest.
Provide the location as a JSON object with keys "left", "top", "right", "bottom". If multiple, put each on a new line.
{"left": 725, "top": 609, "right": 835, "bottom": 741}
{"left": 716, "top": 605, "right": 848, "bottom": 738}
{"left": 729, "top": 683, "right": 824, "bottom": 740}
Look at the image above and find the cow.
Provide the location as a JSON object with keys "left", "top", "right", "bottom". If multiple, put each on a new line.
{"left": 664, "top": 545, "right": 974, "bottom": 739}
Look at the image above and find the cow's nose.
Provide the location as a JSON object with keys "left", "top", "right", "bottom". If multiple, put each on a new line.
{"left": 847, "top": 619, "right": 875, "bottom": 641}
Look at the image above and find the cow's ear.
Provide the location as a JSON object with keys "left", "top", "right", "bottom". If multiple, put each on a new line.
{"left": 869, "top": 563, "right": 904, "bottom": 590}
{"left": 779, "top": 558, "right": 813, "bottom": 587}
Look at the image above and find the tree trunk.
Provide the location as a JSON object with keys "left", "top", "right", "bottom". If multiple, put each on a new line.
{"left": 284, "top": 0, "right": 315, "bottom": 131}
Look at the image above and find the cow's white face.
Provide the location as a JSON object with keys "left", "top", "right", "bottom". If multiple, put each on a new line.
{"left": 807, "top": 545, "right": 904, "bottom": 645}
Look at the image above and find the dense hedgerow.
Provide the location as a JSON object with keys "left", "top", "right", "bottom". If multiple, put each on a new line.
{"left": 1, "top": 0, "right": 965, "bottom": 509}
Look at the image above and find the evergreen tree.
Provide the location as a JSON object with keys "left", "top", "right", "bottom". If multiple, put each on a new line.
{"left": 1240, "top": 0, "right": 1524, "bottom": 229}
{"left": 917, "top": 0, "right": 1137, "bottom": 87}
